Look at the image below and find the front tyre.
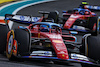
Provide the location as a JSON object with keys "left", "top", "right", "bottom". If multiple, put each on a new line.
{"left": 87, "top": 35, "right": 100, "bottom": 62}
{"left": 82, "top": 34, "right": 100, "bottom": 63}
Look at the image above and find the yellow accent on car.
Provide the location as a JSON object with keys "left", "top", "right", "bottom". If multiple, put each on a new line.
{"left": 0, "top": 0, "right": 15, "bottom": 4}
{"left": 62, "top": 54, "right": 65, "bottom": 57}
{"left": 53, "top": 40, "right": 63, "bottom": 43}
{"left": 9, "top": 43, "right": 11, "bottom": 45}
{"left": 11, "top": 30, "right": 15, "bottom": 39}
{"left": 69, "top": 18, "right": 74, "bottom": 21}
{"left": 38, "top": 33, "right": 40, "bottom": 38}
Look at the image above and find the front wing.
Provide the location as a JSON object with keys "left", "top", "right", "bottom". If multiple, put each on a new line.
{"left": 21, "top": 55, "right": 100, "bottom": 67}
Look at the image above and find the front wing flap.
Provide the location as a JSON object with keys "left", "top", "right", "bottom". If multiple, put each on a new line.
{"left": 21, "top": 55, "right": 100, "bottom": 67}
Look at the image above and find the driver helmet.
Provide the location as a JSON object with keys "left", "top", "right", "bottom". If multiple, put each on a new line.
{"left": 74, "top": 11, "right": 79, "bottom": 14}
{"left": 85, "top": 11, "right": 89, "bottom": 15}
{"left": 40, "top": 25, "right": 49, "bottom": 32}
{"left": 80, "top": 1, "right": 89, "bottom": 9}
{"left": 81, "top": 1, "right": 89, "bottom": 5}
{"left": 79, "top": 11, "right": 84, "bottom": 15}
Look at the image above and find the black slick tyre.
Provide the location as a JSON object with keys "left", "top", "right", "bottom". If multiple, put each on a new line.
{"left": 0, "top": 24, "right": 9, "bottom": 53}
{"left": 87, "top": 35, "right": 100, "bottom": 62}
{"left": 6, "top": 28, "right": 30, "bottom": 61}
{"left": 88, "top": 17, "right": 99, "bottom": 36}
{"left": 14, "top": 29, "right": 30, "bottom": 56}
{"left": 82, "top": 34, "right": 100, "bottom": 63}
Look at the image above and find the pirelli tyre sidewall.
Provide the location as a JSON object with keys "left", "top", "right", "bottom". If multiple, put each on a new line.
{"left": 83, "top": 34, "right": 100, "bottom": 62}
{"left": 0, "top": 24, "right": 9, "bottom": 53}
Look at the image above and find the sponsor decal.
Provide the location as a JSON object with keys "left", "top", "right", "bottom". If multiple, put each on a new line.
{"left": 57, "top": 51, "right": 66, "bottom": 54}
{"left": 30, "top": 51, "right": 52, "bottom": 56}
{"left": 69, "top": 18, "right": 75, "bottom": 21}
{"left": 52, "top": 40, "right": 63, "bottom": 43}
{"left": 55, "top": 46, "right": 66, "bottom": 50}
{"left": 49, "top": 34, "right": 62, "bottom": 39}
{"left": 70, "top": 15, "right": 79, "bottom": 18}
{"left": 73, "top": 25, "right": 85, "bottom": 30}
{"left": 85, "top": 5, "right": 100, "bottom": 10}
{"left": 71, "top": 53, "right": 89, "bottom": 61}
{"left": 20, "top": 16, "right": 25, "bottom": 21}
{"left": 12, "top": 15, "right": 40, "bottom": 22}
{"left": 62, "top": 54, "right": 65, "bottom": 57}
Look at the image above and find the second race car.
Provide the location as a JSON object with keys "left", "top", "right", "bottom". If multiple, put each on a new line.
{"left": 61, "top": 8, "right": 100, "bottom": 36}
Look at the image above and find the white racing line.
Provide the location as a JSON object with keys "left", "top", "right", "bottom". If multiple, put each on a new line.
{"left": 0, "top": 0, "right": 55, "bottom": 29}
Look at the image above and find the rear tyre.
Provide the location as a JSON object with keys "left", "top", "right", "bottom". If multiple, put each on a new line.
{"left": 0, "top": 24, "right": 9, "bottom": 53}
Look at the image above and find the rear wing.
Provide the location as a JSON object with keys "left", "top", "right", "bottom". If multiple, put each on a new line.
{"left": 5, "top": 14, "right": 41, "bottom": 24}
{"left": 85, "top": 5, "right": 100, "bottom": 11}
{"left": 38, "top": 10, "right": 59, "bottom": 16}
{"left": 38, "top": 11, "right": 50, "bottom": 17}
{"left": 38, "top": 11, "right": 50, "bottom": 14}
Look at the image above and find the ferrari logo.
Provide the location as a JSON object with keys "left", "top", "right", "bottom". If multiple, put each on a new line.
{"left": 62, "top": 54, "right": 65, "bottom": 57}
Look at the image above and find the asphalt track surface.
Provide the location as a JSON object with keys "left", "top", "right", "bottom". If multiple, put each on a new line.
{"left": 0, "top": 0, "right": 100, "bottom": 67}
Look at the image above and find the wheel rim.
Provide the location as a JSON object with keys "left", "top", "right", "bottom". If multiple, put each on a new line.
{"left": 7, "top": 35, "right": 13, "bottom": 54}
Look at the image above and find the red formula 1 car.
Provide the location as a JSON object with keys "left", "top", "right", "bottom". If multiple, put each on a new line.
{"left": 62, "top": 8, "right": 100, "bottom": 36}
{"left": 0, "top": 14, "right": 100, "bottom": 67}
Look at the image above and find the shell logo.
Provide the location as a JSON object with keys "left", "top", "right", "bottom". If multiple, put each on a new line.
{"left": 52, "top": 40, "right": 63, "bottom": 43}
{"left": 69, "top": 18, "right": 74, "bottom": 21}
